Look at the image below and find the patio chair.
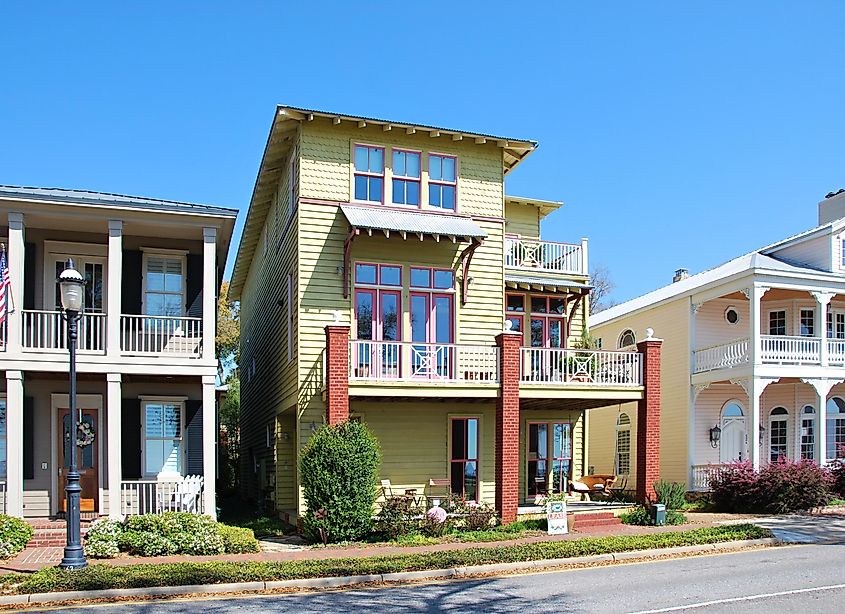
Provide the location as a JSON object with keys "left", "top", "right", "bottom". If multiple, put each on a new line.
{"left": 425, "top": 478, "right": 451, "bottom": 508}
{"left": 380, "top": 479, "right": 395, "bottom": 500}
{"left": 569, "top": 474, "right": 616, "bottom": 502}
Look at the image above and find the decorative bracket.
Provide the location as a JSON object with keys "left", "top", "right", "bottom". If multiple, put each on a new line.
{"left": 459, "top": 238, "right": 482, "bottom": 305}
{"left": 342, "top": 226, "right": 360, "bottom": 299}
{"left": 810, "top": 291, "right": 836, "bottom": 307}
{"left": 800, "top": 377, "right": 839, "bottom": 400}
{"left": 693, "top": 382, "right": 710, "bottom": 399}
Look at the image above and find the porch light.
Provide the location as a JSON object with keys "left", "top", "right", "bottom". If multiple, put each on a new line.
{"left": 709, "top": 424, "right": 721, "bottom": 448}
{"left": 57, "top": 259, "right": 85, "bottom": 312}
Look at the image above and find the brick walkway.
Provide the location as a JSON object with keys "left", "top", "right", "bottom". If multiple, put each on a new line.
{"left": 1, "top": 518, "right": 734, "bottom": 573}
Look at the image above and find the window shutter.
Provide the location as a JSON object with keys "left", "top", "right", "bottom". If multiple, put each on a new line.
{"left": 121, "top": 398, "right": 142, "bottom": 479}
{"left": 184, "top": 400, "right": 203, "bottom": 475}
{"left": 24, "top": 243, "right": 35, "bottom": 310}
{"left": 23, "top": 397, "right": 34, "bottom": 480}
{"left": 121, "top": 250, "right": 143, "bottom": 315}
{"left": 186, "top": 255, "right": 203, "bottom": 318}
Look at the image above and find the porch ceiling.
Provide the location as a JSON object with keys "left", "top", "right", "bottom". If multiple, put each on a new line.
{"left": 520, "top": 397, "right": 638, "bottom": 411}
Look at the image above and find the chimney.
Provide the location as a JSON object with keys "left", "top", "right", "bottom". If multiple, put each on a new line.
{"left": 818, "top": 189, "right": 845, "bottom": 225}
{"left": 673, "top": 268, "right": 689, "bottom": 283}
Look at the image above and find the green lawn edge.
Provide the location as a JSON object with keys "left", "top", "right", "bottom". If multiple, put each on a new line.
{"left": 11, "top": 524, "right": 771, "bottom": 595}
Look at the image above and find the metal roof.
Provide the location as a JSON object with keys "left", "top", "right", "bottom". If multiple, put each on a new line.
{"left": 340, "top": 205, "right": 487, "bottom": 240}
{"left": 505, "top": 274, "right": 592, "bottom": 293}
{"left": 0, "top": 185, "right": 238, "bottom": 217}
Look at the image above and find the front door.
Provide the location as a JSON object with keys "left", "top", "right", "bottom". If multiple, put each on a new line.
{"left": 58, "top": 408, "right": 99, "bottom": 513}
{"left": 720, "top": 416, "right": 746, "bottom": 463}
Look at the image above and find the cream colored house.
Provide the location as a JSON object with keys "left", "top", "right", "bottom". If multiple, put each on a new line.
{"left": 231, "top": 106, "right": 663, "bottom": 524}
{"left": 0, "top": 186, "right": 236, "bottom": 519}
{"left": 589, "top": 191, "right": 845, "bottom": 491}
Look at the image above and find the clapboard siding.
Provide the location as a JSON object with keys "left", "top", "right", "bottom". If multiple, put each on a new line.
{"left": 505, "top": 202, "right": 540, "bottom": 239}
{"left": 770, "top": 233, "right": 832, "bottom": 271}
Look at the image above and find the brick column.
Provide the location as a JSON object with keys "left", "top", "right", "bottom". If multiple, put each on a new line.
{"left": 495, "top": 331, "right": 522, "bottom": 524}
{"left": 325, "top": 325, "right": 350, "bottom": 425}
{"left": 636, "top": 335, "right": 663, "bottom": 503}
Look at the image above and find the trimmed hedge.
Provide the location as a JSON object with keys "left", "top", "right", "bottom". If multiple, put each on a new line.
{"left": 218, "top": 525, "right": 260, "bottom": 554}
{"left": 0, "top": 515, "right": 33, "bottom": 559}
{"left": 19, "top": 524, "right": 770, "bottom": 594}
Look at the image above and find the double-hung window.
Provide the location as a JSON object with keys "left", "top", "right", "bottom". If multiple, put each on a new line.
{"left": 428, "top": 154, "right": 457, "bottom": 210}
{"left": 392, "top": 149, "right": 421, "bottom": 206}
{"left": 450, "top": 417, "right": 478, "bottom": 501}
{"left": 354, "top": 145, "right": 385, "bottom": 203}
{"left": 145, "top": 255, "right": 184, "bottom": 319}
{"left": 143, "top": 400, "right": 183, "bottom": 476}
{"left": 800, "top": 309, "right": 815, "bottom": 337}
{"left": 769, "top": 310, "right": 786, "bottom": 336}
{"left": 828, "top": 312, "right": 845, "bottom": 339}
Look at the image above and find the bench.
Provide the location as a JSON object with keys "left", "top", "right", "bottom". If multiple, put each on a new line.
{"left": 569, "top": 474, "right": 617, "bottom": 501}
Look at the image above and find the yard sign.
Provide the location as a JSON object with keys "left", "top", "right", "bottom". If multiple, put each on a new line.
{"left": 547, "top": 500, "right": 568, "bottom": 535}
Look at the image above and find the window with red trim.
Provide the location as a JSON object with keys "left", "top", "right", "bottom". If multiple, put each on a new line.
{"left": 529, "top": 296, "right": 567, "bottom": 348}
{"left": 506, "top": 293, "right": 525, "bottom": 334}
{"left": 527, "top": 422, "right": 572, "bottom": 497}
{"left": 354, "top": 145, "right": 385, "bottom": 203}
{"left": 450, "top": 417, "right": 478, "bottom": 501}
{"left": 429, "top": 154, "right": 457, "bottom": 210}
{"left": 392, "top": 149, "right": 421, "bottom": 206}
{"left": 353, "top": 263, "right": 402, "bottom": 378}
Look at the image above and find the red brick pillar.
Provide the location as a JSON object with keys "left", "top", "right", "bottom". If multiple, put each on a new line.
{"left": 495, "top": 331, "right": 522, "bottom": 524}
{"left": 636, "top": 335, "right": 663, "bottom": 503}
{"left": 325, "top": 325, "right": 350, "bottom": 425}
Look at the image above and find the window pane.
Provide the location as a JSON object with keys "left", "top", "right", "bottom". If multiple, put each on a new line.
{"left": 434, "top": 296, "right": 452, "bottom": 343}
{"left": 410, "top": 268, "right": 431, "bottom": 288}
{"left": 450, "top": 461, "right": 464, "bottom": 496}
{"left": 550, "top": 297, "right": 565, "bottom": 315}
{"left": 464, "top": 461, "right": 477, "bottom": 501}
{"left": 381, "top": 293, "right": 399, "bottom": 341}
{"left": 433, "top": 270, "right": 454, "bottom": 289}
{"left": 537, "top": 423, "right": 548, "bottom": 459}
{"left": 467, "top": 418, "right": 477, "bottom": 459}
{"left": 442, "top": 157, "right": 456, "bottom": 181}
{"left": 146, "top": 404, "right": 163, "bottom": 437}
{"left": 531, "top": 319, "right": 544, "bottom": 347}
{"left": 163, "top": 404, "right": 181, "bottom": 438}
{"left": 392, "top": 179, "right": 405, "bottom": 204}
{"left": 354, "top": 145, "right": 368, "bottom": 171}
{"left": 163, "top": 294, "right": 183, "bottom": 316}
{"left": 147, "top": 262, "right": 165, "bottom": 291}
{"left": 549, "top": 320, "right": 561, "bottom": 348}
{"left": 410, "top": 295, "right": 428, "bottom": 342}
{"left": 355, "top": 292, "right": 374, "bottom": 340}
{"left": 407, "top": 152, "right": 420, "bottom": 177}
{"left": 0, "top": 400, "right": 6, "bottom": 435}
{"left": 369, "top": 177, "right": 383, "bottom": 202}
{"left": 507, "top": 316, "right": 522, "bottom": 332}
{"left": 355, "top": 264, "right": 377, "bottom": 284}
{"left": 451, "top": 419, "right": 466, "bottom": 459}
{"left": 393, "top": 150, "right": 406, "bottom": 176}
{"left": 429, "top": 184, "right": 441, "bottom": 207}
{"left": 430, "top": 155, "right": 442, "bottom": 181}
{"left": 163, "top": 260, "right": 182, "bottom": 292}
{"left": 407, "top": 181, "right": 420, "bottom": 206}
{"left": 371, "top": 147, "right": 384, "bottom": 172}
{"left": 145, "top": 440, "right": 164, "bottom": 475}
{"left": 380, "top": 266, "right": 401, "bottom": 286}
{"left": 507, "top": 295, "right": 524, "bottom": 312}
{"left": 162, "top": 440, "right": 182, "bottom": 474}
{"left": 441, "top": 185, "right": 455, "bottom": 210}
{"left": 354, "top": 175, "right": 368, "bottom": 201}
{"left": 531, "top": 297, "right": 547, "bottom": 314}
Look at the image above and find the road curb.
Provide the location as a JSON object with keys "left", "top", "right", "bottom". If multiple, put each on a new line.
{"left": 2, "top": 538, "right": 779, "bottom": 607}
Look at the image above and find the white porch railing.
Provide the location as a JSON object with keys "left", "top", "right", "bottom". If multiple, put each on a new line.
{"left": 520, "top": 348, "right": 643, "bottom": 386}
{"left": 119, "top": 476, "right": 204, "bottom": 516}
{"left": 690, "top": 464, "right": 730, "bottom": 492}
{"left": 22, "top": 310, "right": 106, "bottom": 352}
{"left": 505, "top": 237, "right": 586, "bottom": 275}
{"left": 120, "top": 315, "right": 203, "bottom": 356}
{"left": 349, "top": 341, "right": 500, "bottom": 383}
{"left": 829, "top": 339, "right": 845, "bottom": 366}
{"left": 693, "top": 338, "right": 749, "bottom": 373}
{"left": 0, "top": 481, "right": 6, "bottom": 515}
{"left": 760, "top": 335, "right": 820, "bottom": 364}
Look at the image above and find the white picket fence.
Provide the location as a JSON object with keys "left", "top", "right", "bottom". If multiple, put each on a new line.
{"left": 119, "top": 476, "right": 204, "bottom": 516}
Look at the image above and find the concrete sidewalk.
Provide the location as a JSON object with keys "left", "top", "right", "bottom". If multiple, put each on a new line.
{"left": 748, "top": 512, "right": 845, "bottom": 544}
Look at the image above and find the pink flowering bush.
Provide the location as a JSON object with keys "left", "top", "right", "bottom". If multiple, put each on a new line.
{"left": 829, "top": 445, "right": 845, "bottom": 499}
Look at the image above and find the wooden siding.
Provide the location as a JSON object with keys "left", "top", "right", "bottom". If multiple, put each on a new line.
{"left": 769, "top": 233, "right": 832, "bottom": 272}
{"left": 274, "top": 412, "right": 297, "bottom": 510}
{"left": 695, "top": 298, "right": 750, "bottom": 348}
{"left": 505, "top": 202, "right": 540, "bottom": 239}
{"left": 589, "top": 299, "right": 690, "bottom": 484}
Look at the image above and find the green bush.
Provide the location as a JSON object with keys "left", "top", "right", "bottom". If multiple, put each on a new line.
{"left": 375, "top": 497, "right": 420, "bottom": 540}
{"left": 299, "top": 421, "right": 382, "bottom": 543}
{"left": 0, "top": 515, "right": 33, "bottom": 558}
{"left": 84, "top": 519, "right": 122, "bottom": 559}
{"left": 462, "top": 502, "right": 499, "bottom": 531}
{"left": 620, "top": 506, "right": 686, "bottom": 526}
{"left": 217, "top": 524, "right": 260, "bottom": 554}
{"left": 16, "top": 524, "right": 771, "bottom": 595}
{"left": 654, "top": 480, "right": 687, "bottom": 510}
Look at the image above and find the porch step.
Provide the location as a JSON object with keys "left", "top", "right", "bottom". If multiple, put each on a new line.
{"left": 571, "top": 511, "right": 622, "bottom": 530}
{"left": 26, "top": 519, "right": 93, "bottom": 548}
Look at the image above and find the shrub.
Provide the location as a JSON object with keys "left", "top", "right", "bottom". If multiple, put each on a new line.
{"left": 420, "top": 507, "right": 451, "bottom": 537}
{"left": 620, "top": 506, "right": 686, "bottom": 526}
{"left": 217, "top": 524, "right": 260, "bottom": 554}
{"left": 653, "top": 480, "right": 687, "bottom": 510}
{"left": 119, "top": 530, "right": 178, "bottom": 557}
{"left": 711, "top": 459, "right": 833, "bottom": 514}
{"left": 463, "top": 502, "right": 498, "bottom": 531}
{"left": 375, "top": 497, "right": 420, "bottom": 540}
{"left": 84, "top": 519, "right": 123, "bottom": 559}
{"left": 0, "top": 514, "right": 33, "bottom": 558}
{"left": 830, "top": 453, "right": 845, "bottom": 499}
{"left": 299, "top": 421, "right": 382, "bottom": 543}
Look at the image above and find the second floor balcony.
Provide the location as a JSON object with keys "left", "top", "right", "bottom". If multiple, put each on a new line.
{"left": 693, "top": 335, "right": 845, "bottom": 373}
{"left": 505, "top": 237, "right": 588, "bottom": 276}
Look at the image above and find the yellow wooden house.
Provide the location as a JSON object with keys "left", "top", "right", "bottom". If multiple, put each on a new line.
{"left": 230, "top": 106, "right": 661, "bottom": 523}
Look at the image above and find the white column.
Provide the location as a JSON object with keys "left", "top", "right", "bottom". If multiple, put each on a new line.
{"left": 6, "top": 213, "right": 24, "bottom": 353}
{"left": 688, "top": 301, "right": 701, "bottom": 486}
{"left": 201, "top": 375, "right": 217, "bottom": 519}
{"left": 202, "top": 227, "right": 217, "bottom": 361}
{"left": 812, "top": 291, "right": 834, "bottom": 367}
{"left": 107, "top": 221, "right": 123, "bottom": 357}
{"left": 5, "top": 371, "right": 23, "bottom": 517}
{"left": 804, "top": 379, "right": 835, "bottom": 465}
{"left": 580, "top": 238, "right": 589, "bottom": 276}
{"left": 107, "top": 373, "right": 122, "bottom": 519}
{"left": 747, "top": 286, "right": 763, "bottom": 366}
{"left": 750, "top": 378, "right": 763, "bottom": 470}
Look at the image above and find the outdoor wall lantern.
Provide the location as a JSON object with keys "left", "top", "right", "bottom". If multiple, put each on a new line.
{"left": 709, "top": 424, "right": 721, "bottom": 448}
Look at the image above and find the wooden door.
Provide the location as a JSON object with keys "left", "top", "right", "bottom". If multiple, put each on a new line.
{"left": 720, "top": 416, "right": 747, "bottom": 463}
{"left": 58, "top": 408, "right": 99, "bottom": 513}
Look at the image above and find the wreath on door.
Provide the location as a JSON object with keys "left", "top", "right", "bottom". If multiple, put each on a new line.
{"left": 77, "top": 422, "right": 96, "bottom": 448}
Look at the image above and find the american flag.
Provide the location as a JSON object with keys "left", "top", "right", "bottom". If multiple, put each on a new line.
{"left": 0, "top": 248, "right": 10, "bottom": 325}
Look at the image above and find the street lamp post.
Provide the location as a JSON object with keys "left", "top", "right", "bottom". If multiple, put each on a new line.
{"left": 58, "top": 259, "right": 87, "bottom": 570}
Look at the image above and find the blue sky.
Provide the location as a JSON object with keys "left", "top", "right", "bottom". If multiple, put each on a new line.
{"left": 1, "top": 2, "right": 843, "bottom": 304}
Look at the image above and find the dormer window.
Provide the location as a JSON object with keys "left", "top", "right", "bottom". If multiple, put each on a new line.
{"left": 353, "top": 144, "right": 385, "bottom": 203}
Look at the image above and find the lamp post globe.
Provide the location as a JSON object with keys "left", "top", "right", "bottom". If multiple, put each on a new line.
{"left": 57, "top": 258, "right": 87, "bottom": 569}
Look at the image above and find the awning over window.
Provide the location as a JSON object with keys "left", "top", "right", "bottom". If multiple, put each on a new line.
{"left": 340, "top": 204, "right": 487, "bottom": 242}
{"left": 505, "top": 274, "right": 592, "bottom": 294}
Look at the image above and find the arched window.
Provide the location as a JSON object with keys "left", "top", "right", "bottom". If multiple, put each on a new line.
{"left": 618, "top": 329, "right": 636, "bottom": 349}
{"left": 800, "top": 405, "right": 815, "bottom": 461}
{"left": 615, "top": 413, "right": 631, "bottom": 475}
{"left": 769, "top": 407, "right": 788, "bottom": 463}
{"left": 721, "top": 402, "right": 744, "bottom": 417}
{"left": 826, "top": 397, "right": 845, "bottom": 459}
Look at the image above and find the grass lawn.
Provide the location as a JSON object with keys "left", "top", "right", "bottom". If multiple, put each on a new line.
{"left": 6, "top": 524, "right": 771, "bottom": 595}
{"left": 217, "top": 497, "right": 295, "bottom": 538}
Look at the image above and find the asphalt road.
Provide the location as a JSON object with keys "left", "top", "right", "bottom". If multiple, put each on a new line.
{"left": 51, "top": 543, "right": 845, "bottom": 613}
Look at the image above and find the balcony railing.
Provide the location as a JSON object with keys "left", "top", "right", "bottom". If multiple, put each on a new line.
{"left": 505, "top": 237, "right": 586, "bottom": 275}
{"left": 693, "top": 338, "right": 749, "bottom": 373}
{"left": 349, "top": 340, "right": 499, "bottom": 383}
{"left": 119, "top": 476, "right": 205, "bottom": 516}
{"left": 520, "top": 347, "right": 643, "bottom": 386}
{"left": 760, "top": 335, "right": 820, "bottom": 364}
{"left": 120, "top": 315, "right": 203, "bottom": 356}
{"left": 22, "top": 310, "right": 106, "bottom": 353}
{"left": 829, "top": 339, "right": 845, "bottom": 366}
{"left": 690, "top": 464, "right": 729, "bottom": 492}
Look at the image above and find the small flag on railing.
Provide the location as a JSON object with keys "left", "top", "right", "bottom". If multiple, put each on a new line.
{"left": 0, "top": 245, "right": 10, "bottom": 326}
